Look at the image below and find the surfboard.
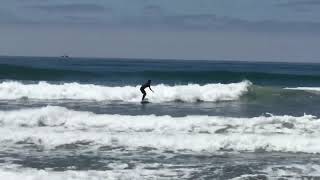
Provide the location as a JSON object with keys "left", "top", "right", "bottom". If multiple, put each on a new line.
{"left": 141, "top": 100, "right": 150, "bottom": 104}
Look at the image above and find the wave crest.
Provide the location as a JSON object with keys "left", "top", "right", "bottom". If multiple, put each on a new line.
{"left": 285, "top": 87, "right": 320, "bottom": 92}
{"left": 0, "top": 81, "right": 251, "bottom": 102}
{"left": 0, "top": 106, "right": 319, "bottom": 134}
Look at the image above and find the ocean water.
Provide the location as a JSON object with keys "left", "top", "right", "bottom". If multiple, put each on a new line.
{"left": 0, "top": 56, "right": 320, "bottom": 179}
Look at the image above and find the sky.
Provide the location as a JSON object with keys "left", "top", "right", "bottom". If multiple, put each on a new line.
{"left": 0, "top": 0, "right": 320, "bottom": 62}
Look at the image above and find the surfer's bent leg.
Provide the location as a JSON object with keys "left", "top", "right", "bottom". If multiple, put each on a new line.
{"left": 140, "top": 88, "right": 146, "bottom": 101}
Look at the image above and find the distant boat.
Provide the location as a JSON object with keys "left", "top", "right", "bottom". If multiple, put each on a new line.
{"left": 61, "top": 55, "right": 70, "bottom": 58}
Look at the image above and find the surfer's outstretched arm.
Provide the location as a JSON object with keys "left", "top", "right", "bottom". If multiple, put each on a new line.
{"left": 149, "top": 87, "right": 154, "bottom": 92}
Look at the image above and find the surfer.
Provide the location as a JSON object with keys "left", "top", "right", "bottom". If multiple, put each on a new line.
{"left": 140, "top": 80, "right": 154, "bottom": 101}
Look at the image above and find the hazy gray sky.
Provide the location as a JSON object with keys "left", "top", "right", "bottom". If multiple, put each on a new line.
{"left": 0, "top": 0, "right": 320, "bottom": 62}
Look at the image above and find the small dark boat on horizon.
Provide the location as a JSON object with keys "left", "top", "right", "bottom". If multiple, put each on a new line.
{"left": 61, "top": 55, "right": 70, "bottom": 58}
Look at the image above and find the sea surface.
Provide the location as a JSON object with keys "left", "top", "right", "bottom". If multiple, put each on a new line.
{"left": 0, "top": 56, "right": 320, "bottom": 179}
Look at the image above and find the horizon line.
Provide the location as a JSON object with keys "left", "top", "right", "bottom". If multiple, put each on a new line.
{"left": 0, "top": 54, "right": 318, "bottom": 65}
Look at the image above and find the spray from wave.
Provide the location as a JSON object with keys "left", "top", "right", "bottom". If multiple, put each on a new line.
{"left": 0, "top": 81, "right": 251, "bottom": 102}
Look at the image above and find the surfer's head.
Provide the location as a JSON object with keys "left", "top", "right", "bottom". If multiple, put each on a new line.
{"left": 148, "top": 80, "right": 151, "bottom": 83}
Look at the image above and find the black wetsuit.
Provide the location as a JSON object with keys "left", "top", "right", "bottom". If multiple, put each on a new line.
{"left": 140, "top": 81, "right": 151, "bottom": 101}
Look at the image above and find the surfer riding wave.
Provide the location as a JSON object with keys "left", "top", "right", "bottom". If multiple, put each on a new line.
{"left": 140, "top": 80, "right": 154, "bottom": 101}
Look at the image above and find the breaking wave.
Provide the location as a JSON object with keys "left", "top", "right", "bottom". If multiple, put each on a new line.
{"left": 0, "top": 106, "right": 320, "bottom": 153}
{"left": 285, "top": 87, "right": 320, "bottom": 92}
{"left": 0, "top": 81, "right": 251, "bottom": 102}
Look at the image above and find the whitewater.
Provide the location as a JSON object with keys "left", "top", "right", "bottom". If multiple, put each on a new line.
{"left": 285, "top": 87, "right": 320, "bottom": 92}
{"left": 0, "top": 106, "right": 319, "bottom": 153}
{"left": 0, "top": 80, "right": 251, "bottom": 102}
{"left": 1, "top": 105, "right": 320, "bottom": 179}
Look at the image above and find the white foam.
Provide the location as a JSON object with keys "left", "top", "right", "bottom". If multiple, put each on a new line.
{"left": 2, "top": 128, "right": 320, "bottom": 153}
{"left": 0, "top": 106, "right": 320, "bottom": 153}
{"left": 285, "top": 87, "right": 320, "bottom": 92}
{"left": 0, "top": 81, "right": 251, "bottom": 102}
{"left": 262, "top": 164, "right": 320, "bottom": 178}
{"left": 0, "top": 106, "right": 319, "bottom": 135}
{"left": 232, "top": 164, "right": 320, "bottom": 179}
{"left": 0, "top": 167, "right": 180, "bottom": 180}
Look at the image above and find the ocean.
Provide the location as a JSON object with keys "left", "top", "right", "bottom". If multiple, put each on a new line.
{"left": 0, "top": 56, "right": 320, "bottom": 179}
